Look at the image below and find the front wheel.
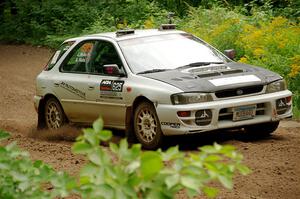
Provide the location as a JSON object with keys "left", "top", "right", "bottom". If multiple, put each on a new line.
{"left": 44, "top": 98, "right": 66, "bottom": 129}
{"left": 244, "top": 121, "right": 279, "bottom": 136}
{"left": 133, "top": 102, "right": 163, "bottom": 150}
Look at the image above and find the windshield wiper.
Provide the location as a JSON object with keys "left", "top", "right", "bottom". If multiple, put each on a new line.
{"left": 137, "top": 69, "right": 168, "bottom": 75}
{"left": 177, "top": 62, "right": 224, "bottom": 70}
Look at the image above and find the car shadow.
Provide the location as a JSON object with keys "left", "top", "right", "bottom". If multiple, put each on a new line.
{"left": 163, "top": 129, "right": 284, "bottom": 151}
{"left": 30, "top": 124, "right": 285, "bottom": 151}
{"left": 108, "top": 128, "right": 286, "bottom": 151}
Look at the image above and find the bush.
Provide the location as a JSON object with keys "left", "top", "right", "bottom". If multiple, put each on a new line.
{"left": 0, "top": 118, "right": 251, "bottom": 198}
{"left": 0, "top": 130, "right": 76, "bottom": 199}
{"left": 72, "top": 118, "right": 251, "bottom": 198}
{"left": 179, "top": 7, "right": 300, "bottom": 118}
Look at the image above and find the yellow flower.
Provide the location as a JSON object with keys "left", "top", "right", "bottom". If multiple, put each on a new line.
{"left": 289, "top": 55, "right": 300, "bottom": 77}
{"left": 271, "top": 17, "right": 288, "bottom": 28}
{"left": 239, "top": 57, "right": 248, "bottom": 63}
{"left": 291, "top": 55, "right": 300, "bottom": 63}
{"left": 289, "top": 64, "right": 300, "bottom": 78}
{"left": 144, "top": 17, "right": 154, "bottom": 29}
{"left": 253, "top": 48, "right": 265, "bottom": 57}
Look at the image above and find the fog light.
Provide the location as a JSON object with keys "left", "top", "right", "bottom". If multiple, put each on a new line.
{"left": 276, "top": 98, "right": 289, "bottom": 115}
{"left": 195, "top": 109, "right": 212, "bottom": 126}
{"left": 177, "top": 111, "right": 191, "bottom": 117}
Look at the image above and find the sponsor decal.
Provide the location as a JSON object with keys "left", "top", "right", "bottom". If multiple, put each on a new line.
{"left": 99, "top": 80, "right": 124, "bottom": 100}
{"left": 209, "top": 75, "right": 261, "bottom": 86}
{"left": 100, "top": 80, "right": 124, "bottom": 92}
{"left": 99, "top": 91, "right": 123, "bottom": 100}
{"left": 161, "top": 122, "right": 180, "bottom": 129}
{"left": 59, "top": 82, "right": 85, "bottom": 99}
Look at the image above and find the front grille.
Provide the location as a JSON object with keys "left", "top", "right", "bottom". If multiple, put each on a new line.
{"left": 215, "top": 85, "right": 264, "bottom": 98}
{"left": 218, "top": 103, "right": 266, "bottom": 121}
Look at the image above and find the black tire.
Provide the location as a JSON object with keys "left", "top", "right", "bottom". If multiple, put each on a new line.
{"left": 44, "top": 98, "right": 66, "bottom": 129}
{"left": 244, "top": 121, "right": 279, "bottom": 137}
{"left": 133, "top": 102, "right": 163, "bottom": 150}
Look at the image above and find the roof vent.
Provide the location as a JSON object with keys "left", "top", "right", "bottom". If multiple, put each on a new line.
{"left": 159, "top": 24, "right": 176, "bottom": 30}
{"left": 116, "top": 29, "right": 135, "bottom": 37}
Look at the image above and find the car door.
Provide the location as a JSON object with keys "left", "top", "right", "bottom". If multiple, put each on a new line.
{"left": 52, "top": 40, "right": 99, "bottom": 123}
{"left": 85, "top": 40, "right": 127, "bottom": 128}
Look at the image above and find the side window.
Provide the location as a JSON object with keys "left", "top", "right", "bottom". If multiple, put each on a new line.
{"left": 91, "top": 41, "right": 123, "bottom": 75}
{"left": 45, "top": 41, "right": 75, "bottom": 71}
{"left": 61, "top": 41, "right": 96, "bottom": 73}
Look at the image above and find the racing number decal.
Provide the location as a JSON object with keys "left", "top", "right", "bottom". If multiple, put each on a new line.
{"left": 112, "top": 81, "right": 124, "bottom": 92}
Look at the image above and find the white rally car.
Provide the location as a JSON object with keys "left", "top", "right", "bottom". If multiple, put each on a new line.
{"left": 34, "top": 26, "right": 292, "bottom": 149}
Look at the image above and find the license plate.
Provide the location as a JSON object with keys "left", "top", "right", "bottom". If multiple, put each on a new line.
{"left": 233, "top": 105, "right": 256, "bottom": 122}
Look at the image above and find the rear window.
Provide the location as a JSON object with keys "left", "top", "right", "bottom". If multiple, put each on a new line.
{"left": 44, "top": 41, "right": 75, "bottom": 71}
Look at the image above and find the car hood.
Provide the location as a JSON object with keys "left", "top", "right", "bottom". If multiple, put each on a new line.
{"left": 140, "top": 62, "right": 282, "bottom": 92}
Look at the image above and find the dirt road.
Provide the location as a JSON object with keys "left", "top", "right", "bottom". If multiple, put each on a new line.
{"left": 0, "top": 44, "right": 300, "bottom": 199}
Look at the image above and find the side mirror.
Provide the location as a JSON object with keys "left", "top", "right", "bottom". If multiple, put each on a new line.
{"left": 103, "top": 64, "right": 125, "bottom": 77}
{"left": 224, "top": 49, "right": 236, "bottom": 60}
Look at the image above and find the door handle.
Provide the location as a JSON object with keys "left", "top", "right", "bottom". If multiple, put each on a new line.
{"left": 88, "top": 85, "right": 95, "bottom": 90}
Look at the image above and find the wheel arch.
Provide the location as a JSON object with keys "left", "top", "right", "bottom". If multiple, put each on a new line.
{"left": 37, "top": 94, "right": 67, "bottom": 129}
{"left": 125, "top": 95, "right": 154, "bottom": 140}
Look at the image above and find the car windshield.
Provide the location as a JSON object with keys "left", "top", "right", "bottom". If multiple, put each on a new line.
{"left": 118, "top": 33, "right": 229, "bottom": 74}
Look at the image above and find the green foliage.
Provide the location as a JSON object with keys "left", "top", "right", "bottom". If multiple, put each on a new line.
{"left": 0, "top": 130, "right": 76, "bottom": 199}
{"left": 72, "top": 118, "right": 251, "bottom": 199}
{"left": 0, "top": 117, "right": 250, "bottom": 198}
{"left": 179, "top": 6, "right": 300, "bottom": 118}
{"left": 0, "top": 0, "right": 168, "bottom": 47}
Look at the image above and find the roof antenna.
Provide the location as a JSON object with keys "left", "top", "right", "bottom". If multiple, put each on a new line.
{"left": 168, "top": 12, "right": 175, "bottom": 24}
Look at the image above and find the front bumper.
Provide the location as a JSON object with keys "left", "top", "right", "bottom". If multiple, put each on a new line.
{"left": 157, "top": 90, "right": 292, "bottom": 135}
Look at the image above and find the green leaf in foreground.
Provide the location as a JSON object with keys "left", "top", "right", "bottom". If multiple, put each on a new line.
{"left": 218, "top": 175, "right": 233, "bottom": 189}
{"left": 203, "top": 186, "right": 219, "bottom": 198}
{"left": 0, "top": 130, "right": 10, "bottom": 141}
{"left": 141, "top": 151, "right": 163, "bottom": 180}
{"left": 165, "top": 174, "right": 180, "bottom": 189}
{"left": 93, "top": 117, "right": 104, "bottom": 133}
{"left": 98, "top": 130, "right": 112, "bottom": 141}
{"left": 237, "top": 164, "right": 252, "bottom": 175}
{"left": 72, "top": 141, "right": 93, "bottom": 154}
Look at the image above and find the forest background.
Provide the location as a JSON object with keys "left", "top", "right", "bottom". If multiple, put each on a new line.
{"left": 0, "top": 0, "right": 299, "bottom": 117}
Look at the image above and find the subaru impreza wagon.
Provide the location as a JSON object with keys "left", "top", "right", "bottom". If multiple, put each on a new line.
{"left": 34, "top": 25, "right": 292, "bottom": 149}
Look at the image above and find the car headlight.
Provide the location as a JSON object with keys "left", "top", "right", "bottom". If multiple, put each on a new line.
{"left": 171, "top": 93, "right": 213, "bottom": 105}
{"left": 266, "top": 79, "right": 287, "bottom": 93}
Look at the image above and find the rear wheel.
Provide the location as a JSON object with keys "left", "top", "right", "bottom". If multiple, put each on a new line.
{"left": 133, "top": 102, "right": 163, "bottom": 149}
{"left": 244, "top": 121, "right": 279, "bottom": 136}
{"left": 44, "top": 98, "right": 66, "bottom": 129}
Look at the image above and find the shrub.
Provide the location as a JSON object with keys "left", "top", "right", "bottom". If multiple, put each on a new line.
{"left": 180, "top": 7, "right": 300, "bottom": 118}
{"left": 72, "top": 118, "right": 251, "bottom": 198}
{"left": 0, "top": 130, "right": 76, "bottom": 199}
{"left": 0, "top": 118, "right": 251, "bottom": 198}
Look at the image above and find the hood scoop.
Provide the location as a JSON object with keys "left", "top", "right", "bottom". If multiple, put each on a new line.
{"left": 141, "top": 62, "right": 282, "bottom": 92}
{"left": 187, "top": 65, "right": 245, "bottom": 78}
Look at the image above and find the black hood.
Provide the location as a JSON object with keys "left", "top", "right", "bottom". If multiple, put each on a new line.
{"left": 141, "top": 62, "right": 282, "bottom": 92}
